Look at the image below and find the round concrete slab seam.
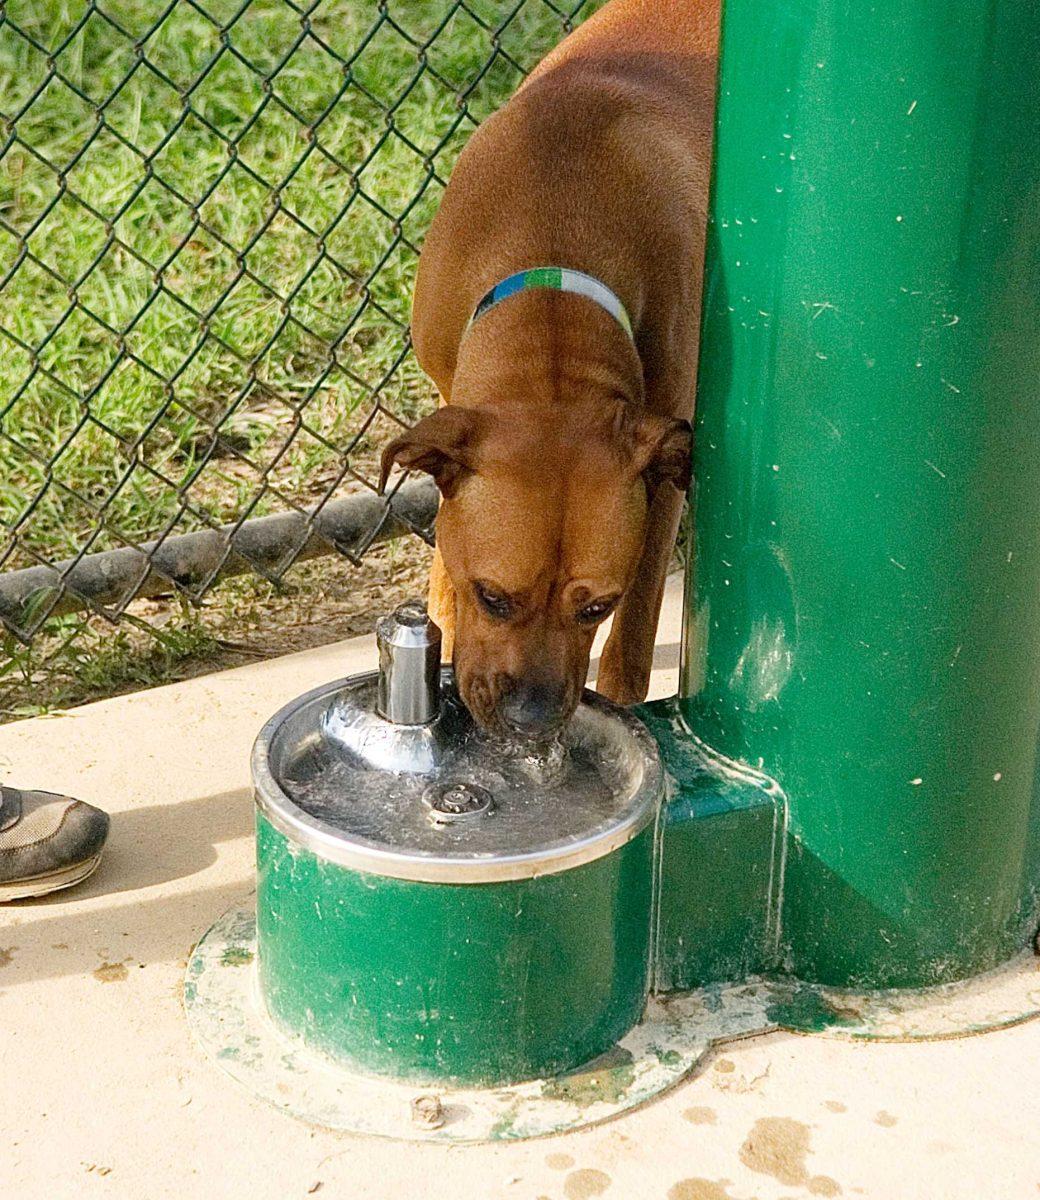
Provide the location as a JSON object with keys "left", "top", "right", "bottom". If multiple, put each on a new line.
{"left": 184, "top": 901, "right": 1040, "bottom": 1142}
{"left": 184, "top": 904, "right": 723, "bottom": 1142}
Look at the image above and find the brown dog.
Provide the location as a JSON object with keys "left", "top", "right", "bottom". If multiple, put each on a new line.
{"left": 381, "top": 0, "right": 719, "bottom": 736}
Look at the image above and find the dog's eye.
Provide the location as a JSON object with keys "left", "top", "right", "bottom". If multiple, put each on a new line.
{"left": 576, "top": 597, "right": 618, "bottom": 625}
{"left": 474, "top": 582, "right": 513, "bottom": 620}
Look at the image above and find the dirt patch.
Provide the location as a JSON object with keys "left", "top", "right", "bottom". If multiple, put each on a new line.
{"left": 0, "top": 946, "right": 14, "bottom": 967}
{"left": 547, "top": 1153, "right": 576, "bottom": 1170}
{"left": 823, "top": 1100, "right": 847, "bottom": 1113}
{"left": 875, "top": 1111, "right": 898, "bottom": 1127}
{"left": 682, "top": 1106, "right": 718, "bottom": 1126}
{"left": 739, "top": 1117, "right": 841, "bottom": 1196}
{"left": 563, "top": 1169, "right": 612, "bottom": 1200}
{"left": 178, "top": 538, "right": 435, "bottom": 668}
{"left": 93, "top": 961, "right": 128, "bottom": 983}
{"left": 668, "top": 1182, "right": 745, "bottom": 1200}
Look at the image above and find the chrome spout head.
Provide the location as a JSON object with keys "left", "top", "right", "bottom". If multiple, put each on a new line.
{"left": 376, "top": 600, "right": 442, "bottom": 726}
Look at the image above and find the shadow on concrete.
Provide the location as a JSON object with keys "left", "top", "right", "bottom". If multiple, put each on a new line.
{"left": 13, "top": 785, "right": 253, "bottom": 900}
{"left": 0, "top": 635, "right": 683, "bottom": 990}
{"left": 0, "top": 787, "right": 254, "bottom": 985}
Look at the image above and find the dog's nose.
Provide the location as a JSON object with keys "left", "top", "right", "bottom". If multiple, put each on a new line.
{"left": 499, "top": 679, "right": 568, "bottom": 737}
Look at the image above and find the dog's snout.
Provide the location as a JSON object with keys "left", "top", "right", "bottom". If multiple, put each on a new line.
{"left": 498, "top": 678, "right": 568, "bottom": 736}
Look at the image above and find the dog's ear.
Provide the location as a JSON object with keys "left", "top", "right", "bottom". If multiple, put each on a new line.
{"left": 629, "top": 413, "right": 693, "bottom": 494}
{"left": 379, "top": 406, "right": 488, "bottom": 499}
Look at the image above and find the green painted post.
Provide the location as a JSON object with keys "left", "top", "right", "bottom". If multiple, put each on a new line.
{"left": 659, "top": 0, "right": 1040, "bottom": 988}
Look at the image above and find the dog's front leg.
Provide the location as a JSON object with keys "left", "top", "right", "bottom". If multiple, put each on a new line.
{"left": 596, "top": 483, "right": 685, "bottom": 706}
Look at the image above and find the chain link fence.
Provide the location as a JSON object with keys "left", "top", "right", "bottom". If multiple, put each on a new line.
{"left": 0, "top": 0, "right": 601, "bottom": 715}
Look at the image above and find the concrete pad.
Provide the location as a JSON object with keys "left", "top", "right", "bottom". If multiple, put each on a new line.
{"left": 2, "top": 572, "right": 1038, "bottom": 1200}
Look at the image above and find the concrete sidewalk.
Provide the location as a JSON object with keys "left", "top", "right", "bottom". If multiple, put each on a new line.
{"left": 2, "top": 572, "right": 1038, "bottom": 1200}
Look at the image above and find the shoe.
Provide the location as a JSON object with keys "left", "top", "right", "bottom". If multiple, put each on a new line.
{"left": 0, "top": 785, "right": 109, "bottom": 901}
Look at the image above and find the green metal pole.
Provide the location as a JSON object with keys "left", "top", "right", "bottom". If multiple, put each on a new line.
{"left": 675, "top": 0, "right": 1040, "bottom": 988}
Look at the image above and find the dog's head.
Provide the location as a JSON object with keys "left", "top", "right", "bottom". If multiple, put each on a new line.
{"left": 381, "top": 402, "right": 690, "bottom": 736}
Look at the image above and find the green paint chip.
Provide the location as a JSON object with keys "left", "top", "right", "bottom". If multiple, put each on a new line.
{"left": 766, "top": 984, "right": 862, "bottom": 1032}
{"left": 221, "top": 947, "right": 255, "bottom": 967}
{"left": 541, "top": 1046, "right": 636, "bottom": 1106}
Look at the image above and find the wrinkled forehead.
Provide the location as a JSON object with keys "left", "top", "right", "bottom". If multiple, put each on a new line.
{"left": 446, "top": 463, "right": 646, "bottom": 594}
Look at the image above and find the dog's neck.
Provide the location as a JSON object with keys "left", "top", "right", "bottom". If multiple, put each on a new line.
{"left": 449, "top": 288, "right": 644, "bottom": 415}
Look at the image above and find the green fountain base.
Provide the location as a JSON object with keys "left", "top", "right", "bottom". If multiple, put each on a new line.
{"left": 184, "top": 693, "right": 1040, "bottom": 1141}
{"left": 640, "top": 698, "right": 1040, "bottom": 998}
{"left": 185, "top": 901, "right": 1040, "bottom": 1142}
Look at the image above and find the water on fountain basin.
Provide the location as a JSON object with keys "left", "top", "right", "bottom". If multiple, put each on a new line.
{"left": 277, "top": 698, "right": 645, "bottom": 862}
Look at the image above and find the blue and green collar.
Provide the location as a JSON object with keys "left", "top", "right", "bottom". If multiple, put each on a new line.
{"left": 469, "top": 266, "right": 634, "bottom": 340}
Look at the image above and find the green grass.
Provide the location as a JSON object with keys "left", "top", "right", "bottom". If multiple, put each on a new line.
{"left": 0, "top": 0, "right": 600, "bottom": 564}
{"left": 0, "top": 607, "right": 220, "bottom": 718}
{"left": 0, "top": 0, "right": 602, "bottom": 708}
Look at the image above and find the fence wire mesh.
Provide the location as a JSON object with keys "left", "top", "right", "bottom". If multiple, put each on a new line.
{"left": 0, "top": 0, "right": 599, "bottom": 714}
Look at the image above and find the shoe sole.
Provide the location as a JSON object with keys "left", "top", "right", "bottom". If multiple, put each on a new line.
{"left": 0, "top": 852, "right": 103, "bottom": 902}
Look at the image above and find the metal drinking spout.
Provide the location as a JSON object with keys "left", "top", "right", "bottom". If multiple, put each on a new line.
{"left": 376, "top": 600, "right": 442, "bottom": 725}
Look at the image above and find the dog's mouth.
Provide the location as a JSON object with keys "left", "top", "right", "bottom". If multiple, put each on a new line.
{"left": 454, "top": 667, "right": 580, "bottom": 743}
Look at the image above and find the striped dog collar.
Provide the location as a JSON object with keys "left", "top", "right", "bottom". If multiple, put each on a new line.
{"left": 469, "top": 266, "right": 634, "bottom": 339}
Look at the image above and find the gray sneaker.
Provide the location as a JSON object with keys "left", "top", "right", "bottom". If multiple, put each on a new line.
{"left": 0, "top": 785, "right": 109, "bottom": 901}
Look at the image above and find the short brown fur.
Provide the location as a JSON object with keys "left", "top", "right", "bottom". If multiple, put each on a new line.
{"left": 382, "top": 0, "right": 719, "bottom": 733}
